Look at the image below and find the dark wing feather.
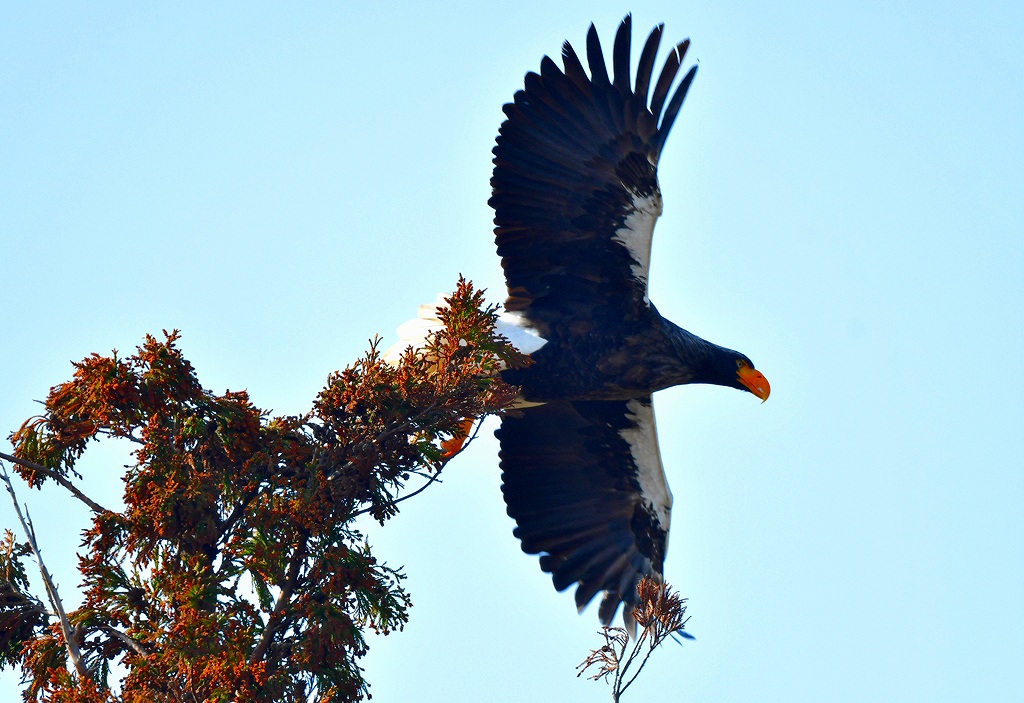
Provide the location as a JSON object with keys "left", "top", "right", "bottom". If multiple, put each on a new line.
{"left": 611, "top": 15, "right": 632, "bottom": 92}
{"left": 498, "top": 397, "right": 672, "bottom": 624}
{"left": 650, "top": 40, "right": 690, "bottom": 121}
{"left": 652, "top": 64, "right": 697, "bottom": 155}
{"left": 585, "top": 24, "right": 610, "bottom": 90}
{"left": 490, "top": 18, "right": 697, "bottom": 338}
{"left": 634, "top": 24, "right": 664, "bottom": 103}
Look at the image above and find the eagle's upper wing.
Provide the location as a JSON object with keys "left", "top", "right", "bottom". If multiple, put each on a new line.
{"left": 498, "top": 396, "right": 671, "bottom": 623}
{"left": 490, "top": 16, "right": 697, "bottom": 337}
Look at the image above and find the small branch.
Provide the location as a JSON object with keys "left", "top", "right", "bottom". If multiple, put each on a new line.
{"left": 1, "top": 586, "right": 50, "bottom": 618}
{"left": 618, "top": 632, "right": 656, "bottom": 699}
{"left": 348, "top": 418, "right": 482, "bottom": 519}
{"left": 96, "top": 428, "right": 145, "bottom": 445}
{"left": 0, "top": 451, "right": 109, "bottom": 514}
{"left": 0, "top": 464, "right": 90, "bottom": 682}
{"left": 95, "top": 622, "right": 149, "bottom": 657}
{"left": 248, "top": 532, "right": 309, "bottom": 666}
{"left": 615, "top": 628, "right": 648, "bottom": 693}
{"left": 216, "top": 483, "right": 261, "bottom": 545}
{"left": 323, "top": 418, "right": 417, "bottom": 484}
{"left": 579, "top": 578, "right": 692, "bottom": 701}
{"left": 349, "top": 457, "right": 449, "bottom": 520}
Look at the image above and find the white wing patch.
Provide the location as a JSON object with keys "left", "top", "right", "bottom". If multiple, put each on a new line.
{"left": 613, "top": 189, "right": 663, "bottom": 304}
{"left": 382, "top": 295, "right": 446, "bottom": 365}
{"left": 383, "top": 295, "right": 547, "bottom": 365}
{"left": 619, "top": 398, "right": 672, "bottom": 531}
{"left": 496, "top": 310, "right": 548, "bottom": 355}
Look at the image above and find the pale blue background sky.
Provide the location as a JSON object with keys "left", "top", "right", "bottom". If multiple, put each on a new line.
{"left": 2, "top": 2, "right": 1021, "bottom": 701}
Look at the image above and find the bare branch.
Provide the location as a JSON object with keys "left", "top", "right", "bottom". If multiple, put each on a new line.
{"left": 95, "top": 621, "right": 149, "bottom": 657}
{"left": 0, "top": 464, "right": 90, "bottom": 682}
{"left": 617, "top": 632, "right": 655, "bottom": 699}
{"left": 0, "top": 451, "right": 109, "bottom": 514}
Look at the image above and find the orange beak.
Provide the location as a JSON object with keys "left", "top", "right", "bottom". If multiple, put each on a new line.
{"left": 737, "top": 366, "right": 771, "bottom": 402}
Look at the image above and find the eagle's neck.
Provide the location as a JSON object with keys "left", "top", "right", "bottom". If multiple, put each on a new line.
{"left": 660, "top": 316, "right": 742, "bottom": 390}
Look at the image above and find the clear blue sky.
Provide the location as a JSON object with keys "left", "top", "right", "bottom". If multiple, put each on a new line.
{"left": 2, "top": 2, "right": 1021, "bottom": 701}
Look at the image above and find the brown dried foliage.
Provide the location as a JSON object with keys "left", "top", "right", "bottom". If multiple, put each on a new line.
{"left": 1, "top": 279, "right": 527, "bottom": 702}
{"left": 577, "top": 576, "right": 692, "bottom": 702}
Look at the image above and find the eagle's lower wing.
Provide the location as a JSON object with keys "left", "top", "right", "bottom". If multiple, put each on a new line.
{"left": 490, "top": 16, "right": 697, "bottom": 337}
{"left": 497, "top": 396, "right": 672, "bottom": 623}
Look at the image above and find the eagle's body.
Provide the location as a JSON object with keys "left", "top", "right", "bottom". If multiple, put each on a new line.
{"left": 503, "top": 306, "right": 729, "bottom": 402}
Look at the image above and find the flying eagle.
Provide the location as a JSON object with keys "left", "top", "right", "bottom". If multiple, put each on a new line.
{"left": 389, "top": 16, "right": 770, "bottom": 626}
{"left": 489, "top": 17, "right": 770, "bottom": 625}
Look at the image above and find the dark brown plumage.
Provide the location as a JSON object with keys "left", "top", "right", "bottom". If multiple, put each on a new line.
{"left": 489, "top": 16, "right": 770, "bottom": 625}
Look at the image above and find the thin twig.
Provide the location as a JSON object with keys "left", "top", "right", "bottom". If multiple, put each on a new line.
{"left": 348, "top": 416, "right": 483, "bottom": 519}
{"left": 0, "top": 464, "right": 90, "bottom": 682}
{"left": 95, "top": 621, "right": 149, "bottom": 657}
{"left": 0, "top": 451, "right": 109, "bottom": 514}
{"left": 348, "top": 453, "right": 450, "bottom": 520}
{"left": 618, "top": 630, "right": 657, "bottom": 699}
{"left": 0, "top": 587, "right": 50, "bottom": 618}
{"left": 97, "top": 428, "right": 145, "bottom": 445}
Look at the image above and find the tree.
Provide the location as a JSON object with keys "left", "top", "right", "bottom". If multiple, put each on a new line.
{"left": 0, "top": 279, "right": 526, "bottom": 702}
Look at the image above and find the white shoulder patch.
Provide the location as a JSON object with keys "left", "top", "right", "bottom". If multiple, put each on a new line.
{"left": 612, "top": 189, "right": 663, "bottom": 304}
{"left": 618, "top": 398, "right": 672, "bottom": 531}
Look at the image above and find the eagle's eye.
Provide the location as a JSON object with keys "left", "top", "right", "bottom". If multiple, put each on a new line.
{"left": 736, "top": 359, "right": 747, "bottom": 370}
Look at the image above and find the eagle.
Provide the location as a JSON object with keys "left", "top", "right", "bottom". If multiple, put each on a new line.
{"left": 390, "top": 16, "right": 770, "bottom": 626}
{"left": 489, "top": 16, "right": 770, "bottom": 626}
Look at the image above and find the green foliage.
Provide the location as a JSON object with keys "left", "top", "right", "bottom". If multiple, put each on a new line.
{"left": 0, "top": 530, "right": 45, "bottom": 670}
{"left": 1, "top": 279, "right": 526, "bottom": 702}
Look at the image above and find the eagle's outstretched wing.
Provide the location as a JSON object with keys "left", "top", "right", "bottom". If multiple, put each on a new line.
{"left": 490, "top": 15, "right": 697, "bottom": 337}
{"left": 498, "top": 397, "right": 670, "bottom": 623}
